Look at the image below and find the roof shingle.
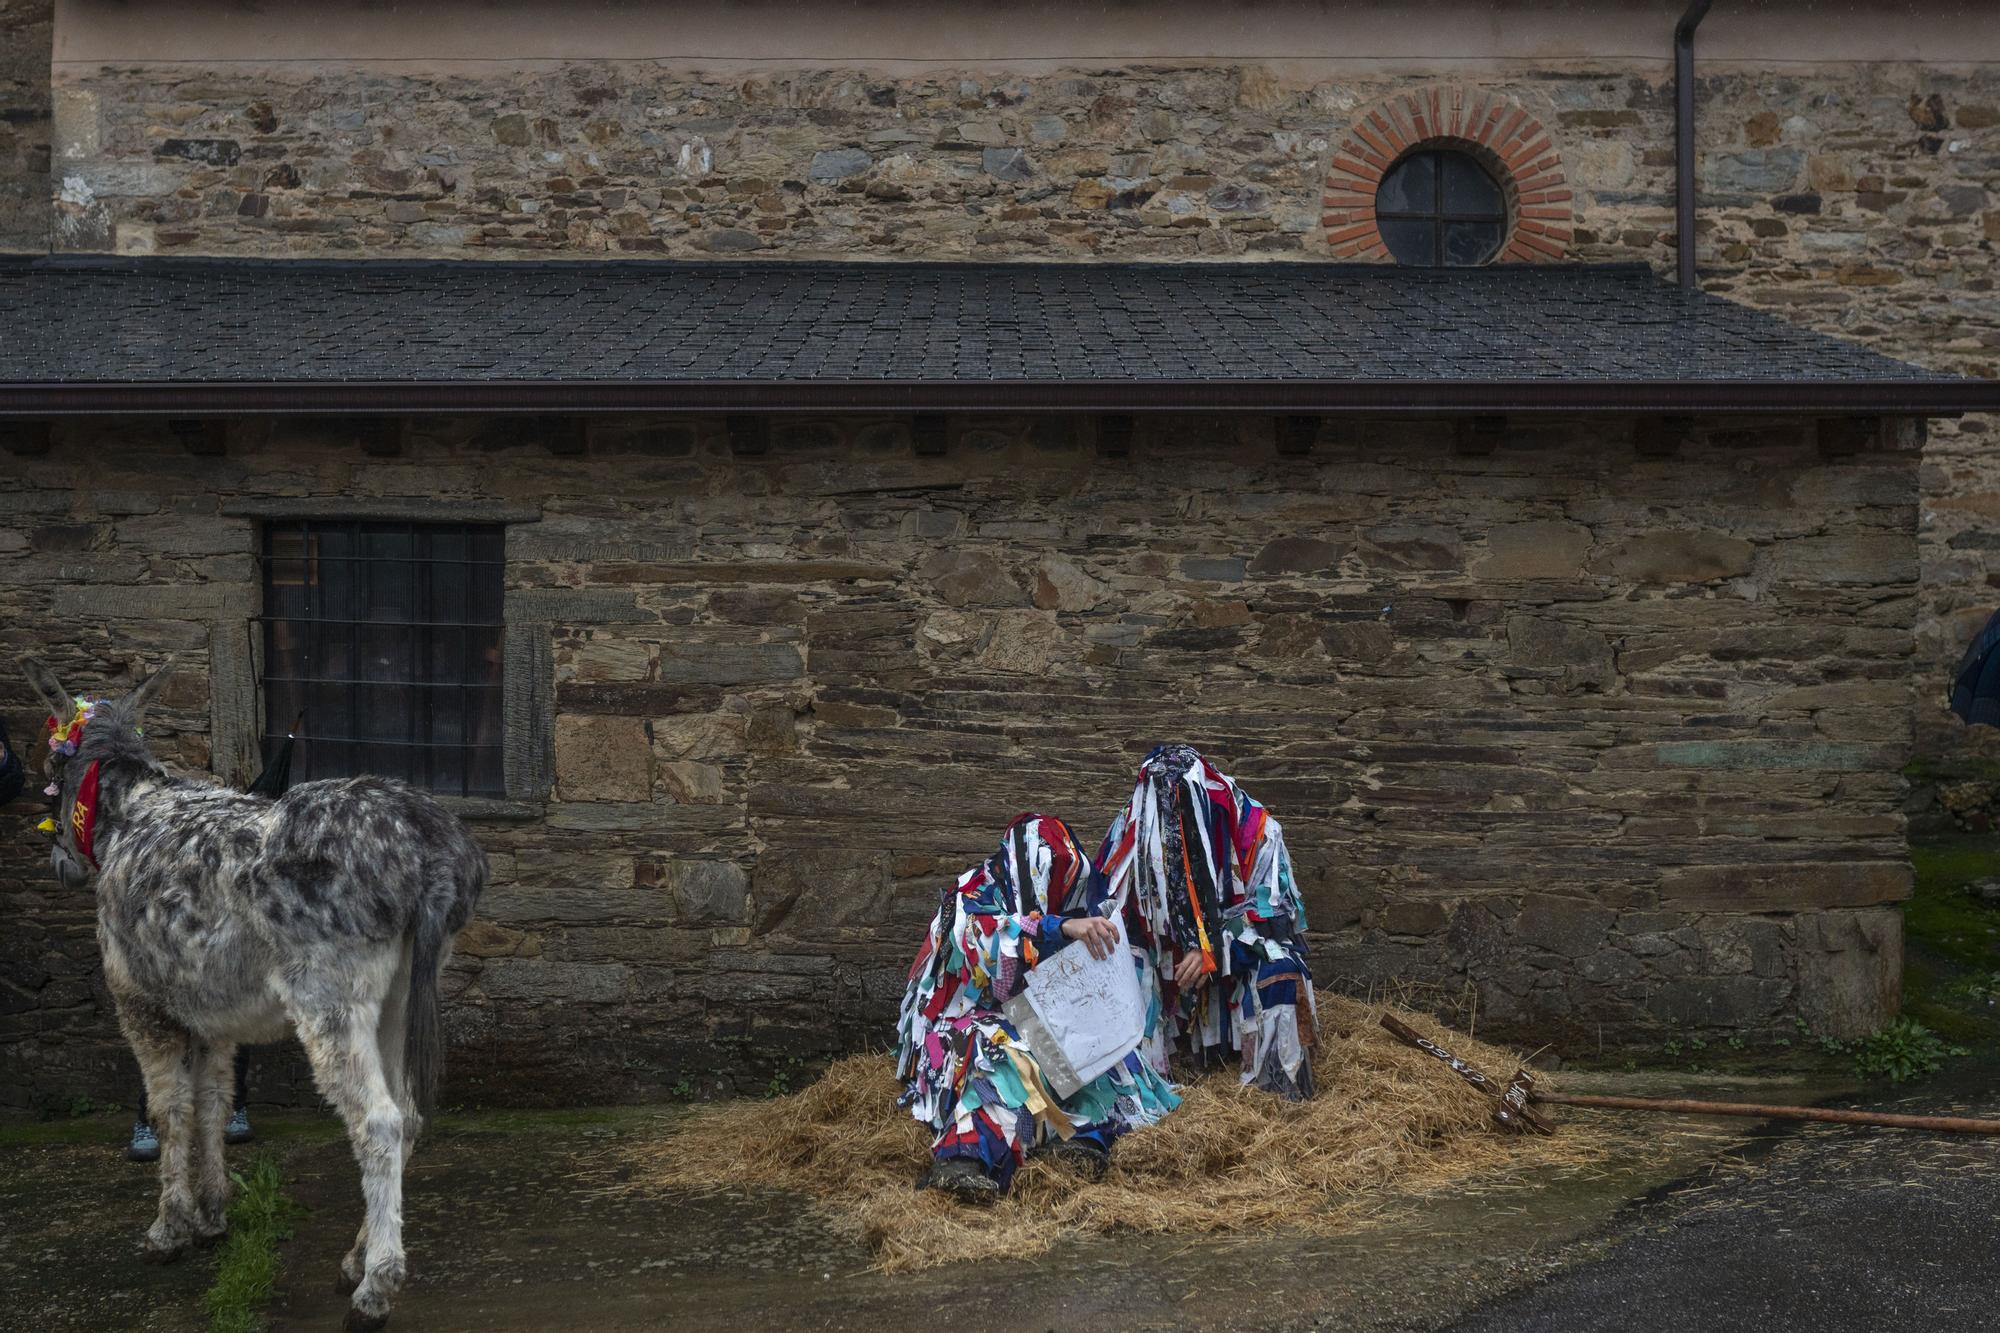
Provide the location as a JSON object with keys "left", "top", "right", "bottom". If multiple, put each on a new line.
{"left": 0, "top": 258, "right": 1990, "bottom": 416}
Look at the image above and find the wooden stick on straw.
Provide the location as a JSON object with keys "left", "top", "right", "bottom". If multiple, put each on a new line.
{"left": 1378, "top": 1013, "right": 1555, "bottom": 1135}
{"left": 1533, "top": 1092, "right": 2000, "bottom": 1136}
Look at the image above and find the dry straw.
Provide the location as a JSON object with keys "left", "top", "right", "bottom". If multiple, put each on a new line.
{"left": 627, "top": 996, "right": 1641, "bottom": 1272}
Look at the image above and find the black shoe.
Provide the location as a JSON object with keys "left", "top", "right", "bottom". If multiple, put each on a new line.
{"left": 923, "top": 1157, "right": 1003, "bottom": 1204}
{"left": 1047, "top": 1137, "right": 1110, "bottom": 1183}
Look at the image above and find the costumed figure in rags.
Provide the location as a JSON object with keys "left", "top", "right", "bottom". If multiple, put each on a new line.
{"left": 896, "top": 813, "right": 1180, "bottom": 1202}
{"left": 1095, "top": 743, "right": 1318, "bottom": 1098}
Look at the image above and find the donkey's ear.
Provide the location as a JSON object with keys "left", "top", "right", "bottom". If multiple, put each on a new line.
{"left": 22, "top": 656, "right": 73, "bottom": 725}
{"left": 120, "top": 655, "right": 177, "bottom": 721}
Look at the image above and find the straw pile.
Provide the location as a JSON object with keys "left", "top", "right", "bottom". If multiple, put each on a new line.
{"left": 627, "top": 995, "right": 1633, "bottom": 1272}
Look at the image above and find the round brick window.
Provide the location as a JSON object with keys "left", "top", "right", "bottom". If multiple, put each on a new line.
{"left": 1374, "top": 149, "right": 1508, "bottom": 266}
{"left": 1323, "top": 89, "right": 1571, "bottom": 263}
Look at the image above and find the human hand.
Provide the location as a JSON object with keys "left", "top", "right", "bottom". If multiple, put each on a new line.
{"left": 1172, "top": 950, "right": 1207, "bottom": 990}
{"left": 1060, "top": 916, "right": 1119, "bottom": 960}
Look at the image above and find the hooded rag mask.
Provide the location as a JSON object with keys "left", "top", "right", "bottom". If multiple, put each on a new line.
{"left": 1095, "top": 743, "right": 1319, "bottom": 1097}
{"left": 893, "top": 812, "right": 1180, "bottom": 1179}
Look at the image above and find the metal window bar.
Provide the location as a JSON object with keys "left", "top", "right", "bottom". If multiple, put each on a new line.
{"left": 1374, "top": 151, "right": 1506, "bottom": 268}
{"left": 260, "top": 519, "right": 506, "bottom": 797}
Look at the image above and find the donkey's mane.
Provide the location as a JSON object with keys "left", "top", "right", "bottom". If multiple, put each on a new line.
{"left": 74, "top": 697, "right": 169, "bottom": 777}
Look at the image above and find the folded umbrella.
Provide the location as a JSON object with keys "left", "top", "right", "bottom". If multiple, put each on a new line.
{"left": 247, "top": 711, "right": 304, "bottom": 798}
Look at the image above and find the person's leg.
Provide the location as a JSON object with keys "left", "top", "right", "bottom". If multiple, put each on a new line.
{"left": 1069, "top": 1124, "right": 1116, "bottom": 1153}
{"left": 128, "top": 1076, "right": 159, "bottom": 1163}
{"left": 926, "top": 1099, "right": 1025, "bottom": 1199}
{"left": 1043, "top": 1120, "right": 1116, "bottom": 1181}
{"left": 224, "top": 1049, "right": 253, "bottom": 1144}
{"left": 1238, "top": 952, "right": 1315, "bottom": 1100}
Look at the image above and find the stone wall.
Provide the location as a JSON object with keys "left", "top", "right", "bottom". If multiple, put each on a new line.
{"left": 1689, "top": 70, "right": 2000, "bottom": 792}
{"left": 0, "top": 414, "right": 1918, "bottom": 1106}
{"left": 0, "top": 0, "right": 50, "bottom": 251}
{"left": 37, "top": 53, "right": 2000, "bottom": 771}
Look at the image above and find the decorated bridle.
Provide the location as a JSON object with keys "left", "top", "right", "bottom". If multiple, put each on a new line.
{"left": 36, "top": 696, "right": 110, "bottom": 870}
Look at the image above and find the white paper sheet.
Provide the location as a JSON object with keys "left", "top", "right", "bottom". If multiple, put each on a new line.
{"left": 1002, "top": 916, "right": 1147, "bottom": 1099}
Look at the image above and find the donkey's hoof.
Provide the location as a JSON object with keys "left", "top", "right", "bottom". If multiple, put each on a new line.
{"left": 140, "top": 1241, "right": 189, "bottom": 1265}
{"left": 343, "top": 1307, "right": 390, "bottom": 1332}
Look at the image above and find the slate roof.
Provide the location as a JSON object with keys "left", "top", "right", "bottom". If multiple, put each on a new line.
{"left": 0, "top": 257, "right": 1991, "bottom": 415}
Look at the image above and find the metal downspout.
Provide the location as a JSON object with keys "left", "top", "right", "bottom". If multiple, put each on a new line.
{"left": 1675, "top": 0, "right": 1714, "bottom": 290}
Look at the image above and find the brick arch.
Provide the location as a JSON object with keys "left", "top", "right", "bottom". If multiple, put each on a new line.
{"left": 1322, "top": 88, "right": 1571, "bottom": 262}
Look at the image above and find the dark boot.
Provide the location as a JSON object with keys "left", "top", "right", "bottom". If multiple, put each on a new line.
{"left": 1046, "top": 1136, "right": 1110, "bottom": 1182}
{"left": 923, "top": 1157, "right": 1003, "bottom": 1204}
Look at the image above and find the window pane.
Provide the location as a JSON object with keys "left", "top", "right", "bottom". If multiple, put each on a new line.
{"left": 262, "top": 520, "right": 506, "bottom": 797}
{"left": 1378, "top": 217, "right": 1439, "bottom": 267}
{"left": 1442, "top": 152, "right": 1503, "bottom": 215}
{"left": 357, "top": 623, "right": 412, "bottom": 683}
{"left": 315, "top": 527, "right": 356, "bottom": 623}
{"left": 429, "top": 739, "right": 465, "bottom": 798}
{"left": 426, "top": 627, "right": 468, "bottom": 684}
{"left": 362, "top": 527, "right": 414, "bottom": 623}
{"left": 1444, "top": 220, "right": 1505, "bottom": 266}
{"left": 467, "top": 560, "right": 504, "bottom": 623}
{"left": 356, "top": 683, "right": 413, "bottom": 743}
{"left": 1375, "top": 152, "right": 1436, "bottom": 215}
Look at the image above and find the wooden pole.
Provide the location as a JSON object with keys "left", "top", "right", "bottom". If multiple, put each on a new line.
{"left": 1536, "top": 1091, "right": 2000, "bottom": 1136}
{"left": 1378, "top": 1013, "right": 1556, "bottom": 1135}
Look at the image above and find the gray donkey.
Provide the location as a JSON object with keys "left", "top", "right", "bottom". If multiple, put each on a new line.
{"left": 24, "top": 657, "right": 485, "bottom": 1330}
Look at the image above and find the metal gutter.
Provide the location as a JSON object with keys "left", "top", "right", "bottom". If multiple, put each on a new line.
{"left": 1675, "top": 0, "right": 1715, "bottom": 291}
{"left": 1, "top": 377, "right": 1990, "bottom": 418}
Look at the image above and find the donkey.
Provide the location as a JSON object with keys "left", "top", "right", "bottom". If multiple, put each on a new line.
{"left": 24, "top": 657, "right": 485, "bottom": 1330}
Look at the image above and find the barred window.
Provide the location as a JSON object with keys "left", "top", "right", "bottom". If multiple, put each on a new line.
{"left": 1374, "top": 148, "right": 1508, "bottom": 268}
{"left": 261, "top": 520, "right": 506, "bottom": 797}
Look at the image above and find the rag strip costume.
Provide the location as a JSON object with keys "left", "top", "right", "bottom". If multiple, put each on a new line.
{"left": 1095, "top": 744, "right": 1318, "bottom": 1098}
{"left": 895, "top": 813, "right": 1180, "bottom": 1190}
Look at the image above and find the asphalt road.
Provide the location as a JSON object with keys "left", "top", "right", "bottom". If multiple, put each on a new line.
{"left": 1451, "top": 1071, "right": 2000, "bottom": 1333}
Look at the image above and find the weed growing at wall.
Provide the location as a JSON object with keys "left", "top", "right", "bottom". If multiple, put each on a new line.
{"left": 204, "top": 1154, "right": 303, "bottom": 1333}
{"left": 1840, "top": 1019, "right": 1969, "bottom": 1086}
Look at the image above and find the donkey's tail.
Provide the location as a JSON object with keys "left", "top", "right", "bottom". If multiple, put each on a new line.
{"left": 405, "top": 837, "right": 485, "bottom": 1113}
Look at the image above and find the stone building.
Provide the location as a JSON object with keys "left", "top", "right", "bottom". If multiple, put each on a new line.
{"left": 3, "top": 0, "right": 1999, "bottom": 1106}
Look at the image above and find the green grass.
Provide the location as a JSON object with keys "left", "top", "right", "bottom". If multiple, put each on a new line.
{"left": 204, "top": 1153, "right": 304, "bottom": 1333}
{"left": 0, "top": 1113, "right": 133, "bottom": 1148}
{"left": 1907, "top": 837, "right": 2000, "bottom": 969}
{"left": 1903, "top": 835, "right": 2000, "bottom": 1054}
{"left": 1902, "top": 754, "right": 2000, "bottom": 788}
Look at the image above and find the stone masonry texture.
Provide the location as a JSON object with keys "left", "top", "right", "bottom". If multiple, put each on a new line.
{"left": 0, "top": 0, "right": 50, "bottom": 252}
{"left": 2, "top": 42, "right": 1987, "bottom": 1102}
{"left": 0, "top": 414, "right": 1918, "bottom": 1107}
{"left": 21, "top": 56, "right": 2000, "bottom": 766}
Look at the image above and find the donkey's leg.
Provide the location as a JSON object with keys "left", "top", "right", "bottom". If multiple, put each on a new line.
{"left": 190, "top": 1040, "right": 238, "bottom": 1242}
{"left": 343, "top": 950, "right": 414, "bottom": 1293}
{"left": 337, "top": 1221, "right": 371, "bottom": 1296}
{"left": 126, "top": 1024, "right": 200, "bottom": 1261}
{"left": 297, "top": 999, "right": 408, "bottom": 1330}
{"left": 379, "top": 944, "right": 421, "bottom": 1151}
